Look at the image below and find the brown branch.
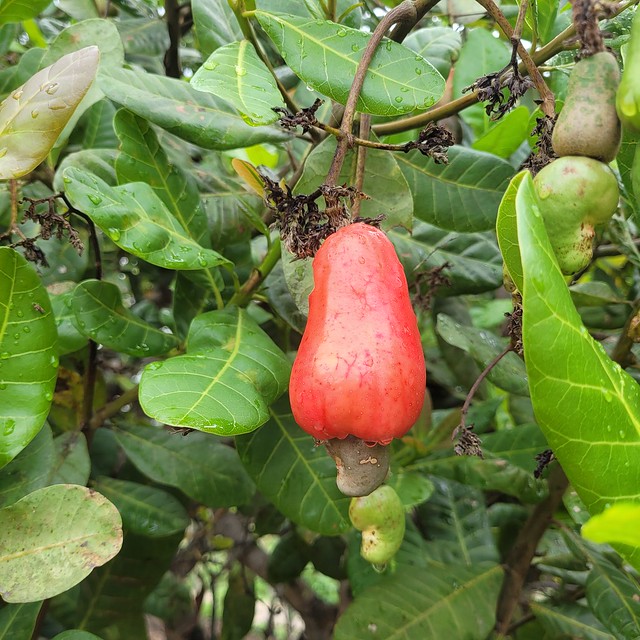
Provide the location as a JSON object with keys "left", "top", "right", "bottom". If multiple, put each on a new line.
{"left": 164, "top": 0, "right": 182, "bottom": 78}
{"left": 215, "top": 511, "right": 337, "bottom": 640}
{"left": 88, "top": 385, "right": 140, "bottom": 432}
{"left": 325, "top": 0, "right": 419, "bottom": 188}
{"left": 351, "top": 115, "right": 371, "bottom": 218}
{"left": 610, "top": 300, "right": 640, "bottom": 368}
{"left": 495, "top": 464, "right": 569, "bottom": 636}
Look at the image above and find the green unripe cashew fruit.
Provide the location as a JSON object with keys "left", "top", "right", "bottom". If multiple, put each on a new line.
{"left": 349, "top": 485, "right": 405, "bottom": 565}
{"left": 533, "top": 156, "right": 619, "bottom": 275}
{"left": 617, "top": 8, "right": 640, "bottom": 133}
{"left": 552, "top": 52, "right": 621, "bottom": 162}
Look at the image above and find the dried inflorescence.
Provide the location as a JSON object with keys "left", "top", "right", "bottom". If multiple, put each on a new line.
{"left": 403, "top": 123, "right": 455, "bottom": 164}
{"left": 453, "top": 425, "right": 484, "bottom": 458}
{"left": 534, "top": 449, "right": 556, "bottom": 478}
{"left": 262, "top": 171, "right": 371, "bottom": 259}
{"left": 413, "top": 262, "right": 452, "bottom": 311}
{"left": 521, "top": 114, "right": 557, "bottom": 176}
{"left": 5, "top": 194, "right": 84, "bottom": 267}
{"left": 273, "top": 98, "right": 324, "bottom": 134}
{"left": 465, "top": 59, "right": 534, "bottom": 120}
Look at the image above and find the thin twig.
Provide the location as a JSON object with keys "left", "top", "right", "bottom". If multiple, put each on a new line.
{"left": 325, "top": 0, "right": 419, "bottom": 187}
{"left": 610, "top": 299, "right": 640, "bottom": 368}
{"left": 459, "top": 344, "right": 513, "bottom": 430}
{"left": 351, "top": 115, "right": 371, "bottom": 217}
{"left": 227, "top": 236, "right": 282, "bottom": 307}
{"left": 88, "top": 385, "right": 140, "bottom": 432}
{"left": 465, "top": 0, "right": 555, "bottom": 117}
{"left": 495, "top": 464, "right": 569, "bottom": 636}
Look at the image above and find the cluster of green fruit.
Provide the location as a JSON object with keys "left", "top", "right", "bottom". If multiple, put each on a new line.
{"left": 536, "top": 9, "right": 640, "bottom": 275}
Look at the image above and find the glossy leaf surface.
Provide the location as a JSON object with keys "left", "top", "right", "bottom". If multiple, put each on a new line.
{"left": 139, "top": 308, "right": 290, "bottom": 434}
{"left": 113, "top": 423, "right": 255, "bottom": 508}
{"left": 62, "top": 167, "right": 230, "bottom": 270}
{"left": 334, "top": 563, "right": 503, "bottom": 639}
{"left": 0, "top": 248, "right": 58, "bottom": 468}
{"left": 255, "top": 11, "right": 445, "bottom": 116}
{"left": 98, "top": 66, "right": 288, "bottom": 149}
{"left": 397, "top": 146, "right": 514, "bottom": 232}
{"left": 516, "top": 173, "right": 640, "bottom": 569}
{"left": 192, "top": 41, "right": 286, "bottom": 126}
{"left": 71, "top": 280, "right": 180, "bottom": 357}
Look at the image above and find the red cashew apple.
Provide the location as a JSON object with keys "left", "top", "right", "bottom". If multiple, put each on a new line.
{"left": 289, "top": 222, "right": 426, "bottom": 494}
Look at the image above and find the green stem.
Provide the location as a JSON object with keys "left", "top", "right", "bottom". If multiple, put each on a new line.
{"left": 227, "top": 236, "right": 282, "bottom": 308}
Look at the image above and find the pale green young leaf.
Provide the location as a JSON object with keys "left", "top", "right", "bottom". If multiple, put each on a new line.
{"left": 0, "top": 46, "right": 99, "bottom": 179}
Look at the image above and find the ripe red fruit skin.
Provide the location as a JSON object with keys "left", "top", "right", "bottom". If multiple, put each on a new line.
{"left": 289, "top": 223, "right": 426, "bottom": 445}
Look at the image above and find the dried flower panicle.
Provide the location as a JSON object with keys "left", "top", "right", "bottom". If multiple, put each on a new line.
{"left": 404, "top": 123, "right": 455, "bottom": 164}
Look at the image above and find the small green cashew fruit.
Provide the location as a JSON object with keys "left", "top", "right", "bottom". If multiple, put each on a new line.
{"left": 553, "top": 51, "right": 621, "bottom": 162}
{"left": 617, "top": 8, "right": 640, "bottom": 133}
{"left": 533, "top": 156, "right": 620, "bottom": 275}
{"left": 349, "top": 485, "right": 405, "bottom": 565}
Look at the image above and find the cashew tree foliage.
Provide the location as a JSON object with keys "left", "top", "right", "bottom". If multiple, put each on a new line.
{"left": 1, "top": 0, "right": 639, "bottom": 638}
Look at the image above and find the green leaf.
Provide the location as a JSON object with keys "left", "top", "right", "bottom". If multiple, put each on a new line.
{"left": 495, "top": 170, "right": 528, "bottom": 291}
{"left": 50, "top": 290, "right": 88, "bottom": 356}
{"left": 0, "top": 601, "right": 41, "bottom": 639}
{"left": 389, "top": 222, "right": 503, "bottom": 296}
{"left": 74, "top": 531, "right": 180, "bottom": 637}
{"left": 0, "top": 46, "right": 99, "bottom": 179}
{"left": 586, "top": 557, "right": 640, "bottom": 639}
{"left": 582, "top": 503, "right": 640, "bottom": 548}
{"left": 0, "top": 424, "right": 54, "bottom": 508}
{"left": 516, "top": 172, "right": 640, "bottom": 569}
{"left": 416, "top": 477, "right": 499, "bottom": 564}
{"left": 62, "top": 167, "right": 231, "bottom": 271}
{"left": 397, "top": 146, "right": 514, "bottom": 232}
{"left": 71, "top": 280, "right": 180, "bottom": 357}
{"left": 52, "top": 632, "right": 103, "bottom": 640}
{"left": 222, "top": 568, "right": 255, "bottom": 640}
{"left": 0, "top": 484, "right": 122, "bottom": 603}
{"left": 192, "top": 0, "right": 242, "bottom": 56}
{"left": 472, "top": 106, "right": 531, "bottom": 158}
{"left": 294, "top": 134, "right": 413, "bottom": 230}
{"left": 54, "top": 148, "right": 118, "bottom": 192}
{"left": 113, "top": 109, "right": 209, "bottom": 248}
{"left": 0, "top": 0, "right": 51, "bottom": 24}
{"left": 98, "top": 66, "right": 289, "bottom": 150}
{"left": 531, "top": 602, "right": 614, "bottom": 639}
{"left": 386, "top": 472, "right": 435, "bottom": 508}
{"left": 236, "top": 398, "right": 351, "bottom": 536}
{"left": 452, "top": 28, "right": 511, "bottom": 136}
{"left": 334, "top": 563, "right": 503, "bottom": 639}
{"left": 436, "top": 313, "right": 529, "bottom": 396}
{"left": 192, "top": 41, "right": 286, "bottom": 126}
{"left": 50, "top": 432, "right": 90, "bottom": 486}
{"left": 93, "top": 477, "right": 189, "bottom": 538}
{"left": 139, "top": 308, "right": 291, "bottom": 434}
{"left": 0, "top": 248, "right": 58, "bottom": 468}
{"left": 403, "top": 26, "right": 462, "bottom": 78}
{"left": 254, "top": 11, "right": 445, "bottom": 116}
{"left": 112, "top": 423, "right": 255, "bottom": 508}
